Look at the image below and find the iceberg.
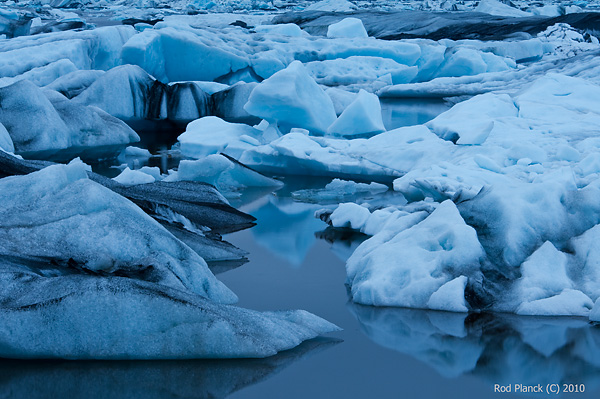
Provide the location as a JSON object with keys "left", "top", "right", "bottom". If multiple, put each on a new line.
{"left": 165, "top": 153, "right": 283, "bottom": 192}
{"left": 0, "top": 259, "right": 340, "bottom": 359}
{"left": 244, "top": 61, "right": 337, "bottom": 135}
{"left": 0, "top": 161, "right": 236, "bottom": 303}
{"left": 72, "top": 65, "right": 157, "bottom": 121}
{"left": 121, "top": 26, "right": 249, "bottom": 83}
{"left": 305, "top": 0, "right": 357, "bottom": 12}
{"left": 291, "top": 178, "right": 388, "bottom": 203}
{"left": 0, "top": 80, "right": 139, "bottom": 155}
{"left": 346, "top": 200, "right": 485, "bottom": 308}
{"left": 327, "top": 17, "right": 368, "bottom": 39}
{"left": 0, "top": 26, "right": 135, "bottom": 80}
{"left": 178, "top": 116, "right": 270, "bottom": 159}
{"left": 327, "top": 89, "right": 386, "bottom": 138}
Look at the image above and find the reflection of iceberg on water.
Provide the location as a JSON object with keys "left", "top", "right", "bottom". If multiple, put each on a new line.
{"left": 349, "top": 304, "right": 600, "bottom": 388}
{"left": 0, "top": 337, "right": 340, "bottom": 399}
{"left": 246, "top": 196, "right": 327, "bottom": 267}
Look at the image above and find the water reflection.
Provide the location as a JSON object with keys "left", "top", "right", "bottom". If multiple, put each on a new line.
{"left": 244, "top": 196, "right": 327, "bottom": 267}
{"left": 0, "top": 338, "right": 339, "bottom": 399}
{"left": 349, "top": 305, "right": 600, "bottom": 389}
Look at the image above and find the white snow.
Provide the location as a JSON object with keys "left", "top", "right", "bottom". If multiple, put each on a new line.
{"left": 255, "top": 23, "right": 305, "bottom": 37}
{"left": 329, "top": 203, "right": 372, "bottom": 230}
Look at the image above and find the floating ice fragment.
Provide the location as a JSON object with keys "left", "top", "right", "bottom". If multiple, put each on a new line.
{"left": 327, "top": 17, "right": 368, "bottom": 39}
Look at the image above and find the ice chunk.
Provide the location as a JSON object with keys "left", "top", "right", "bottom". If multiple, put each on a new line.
{"left": 513, "top": 242, "right": 573, "bottom": 305}
{"left": 329, "top": 203, "right": 371, "bottom": 230}
{"left": 474, "top": 0, "right": 532, "bottom": 17}
{"left": 517, "top": 290, "right": 594, "bottom": 316}
{"left": 121, "top": 27, "right": 249, "bottom": 83}
{"left": 0, "top": 161, "right": 236, "bottom": 304}
{"left": 0, "top": 265, "right": 339, "bottom": 359}
{"left": 113, "top": 167, "right": 157, "bottom": 186}
{"left": 346, "top": 200, "right": 484, "bottom": 308}
{"left": 166, "top": 81, "right": 212, "bottom": 123}
{"left": 437, "top": 48, "right": 515, "bottom": 78}
{"left": 0, "top": 80, "right": 69, "bottom": 152}
{"left": 305, "top": 0, "right": 357, "bottom": 12}
{"left": 72, "top": 65, "right": 155, "bottom": 121}
{"left": 166, "top": 154, "right": 283, "bottom": 192}
{"left": 44, "top": 69, "right": 106, "bottom": 99}
{"left": 327, "top": 17, "right": 368, "bottom": 39}
{"left": 0, "top": 122, "right": 14, "bottom": 153}
{"left": 0, "top": 26, "right": 135, "bottom": 78}
{"left": 237, "top": 125, "right": 444, "bottom": 179}
{"left": 569, "top": 224, "right": 600, "bottom": 300}
{"left": 212, "top": 82, "right": 260, "bottom": 124}
{"left": 592, "top": 299, "right": 600, "bottom": 322}
{"left": 532, "top": 5, "right": 565, "bottom": 17}
{"left": 178, "top": 116, "right": 267, "bottom": 159}
{"left": 255, "top": 23, "right": 304, "bottom": 37}
{"left": 426, "top": 93, "right": 518, "bottom": 145}
{"left": 292, "top": 178, "right": 388, "bottom": 203}
{"left": 0, "top": 80, "right": 139, "bottom": 154}
{"left": 117, "top": 146, "right": 152, "bottom": 165}
{"left": 427, "top": 276, "right": 469, "bottom": 312}
{"left": 0, "top": 58, "right": 78, "bottom": 89}
{"left": 244, "top": 61, "right": 337, "bottom": 135}
{"left": 327, "top": 89, "right": 385, "bottom": 138}
{"left": 325, "top": 87, "right": 357, "bottom": 115}
{"left": 305, "top": 56, "right": 418, "bottom": 88}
